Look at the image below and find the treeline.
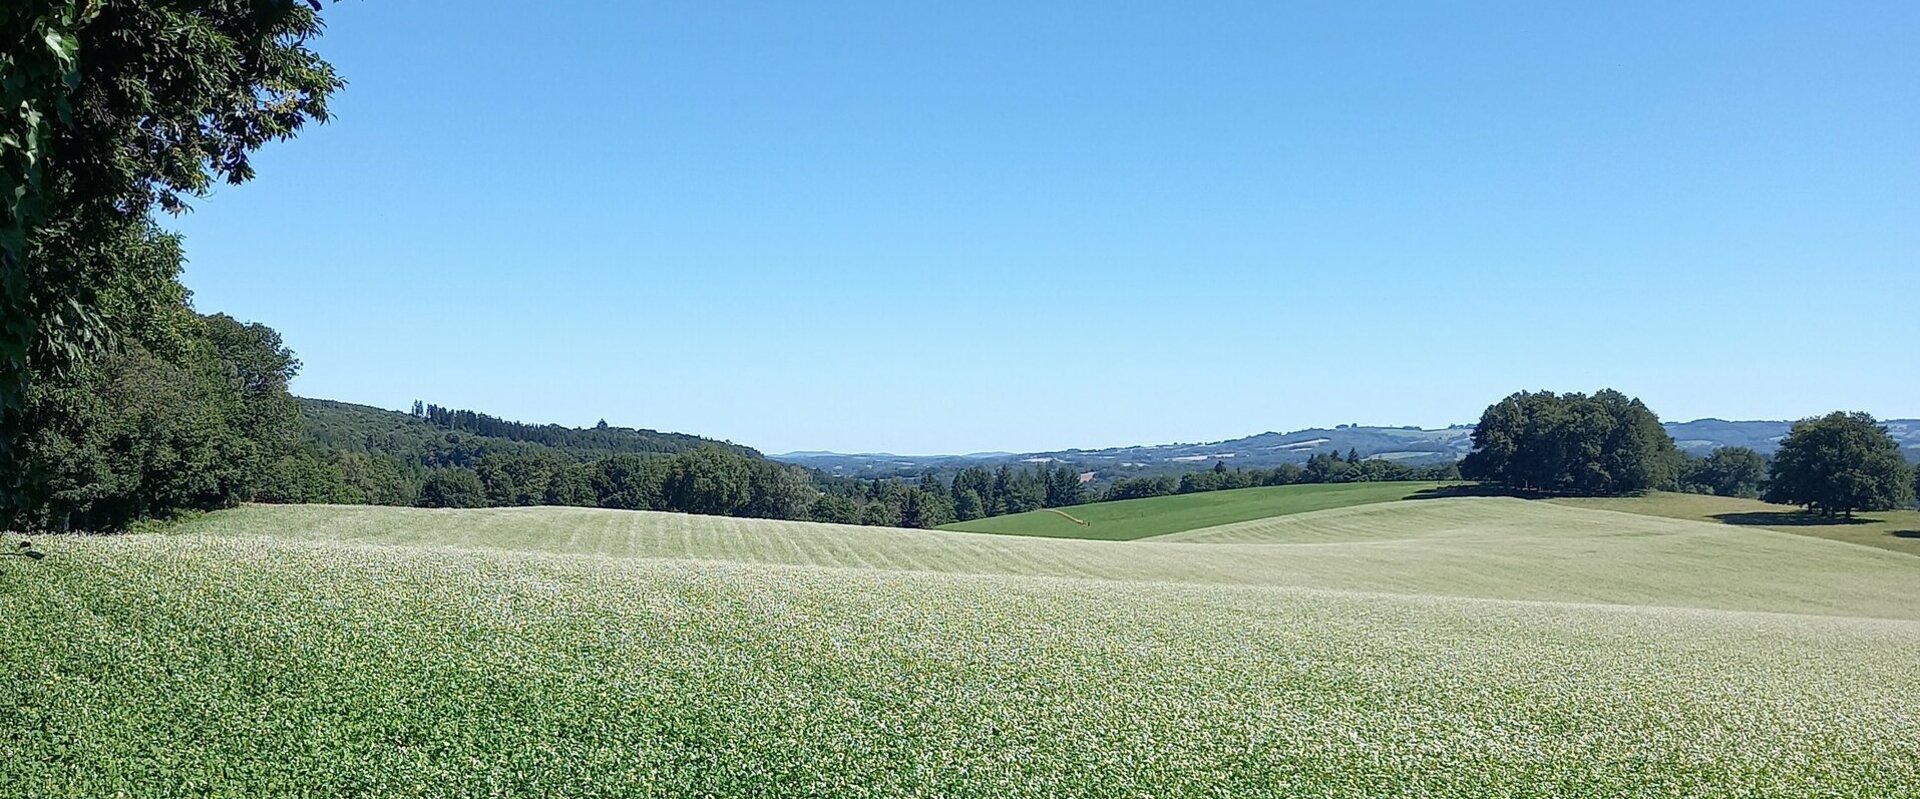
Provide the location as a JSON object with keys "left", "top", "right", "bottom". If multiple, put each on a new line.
{"left": 1103, "top": 452, "right": 1461, "bottom": 502}
{"left": 1463, "top": 390, "right": 1917, "bottom": 516}
{"left": 12, "top": 310, "right": 309, "bottom": 532}
{"left": 410, "top": 402, "right": 760, "bottom": 459}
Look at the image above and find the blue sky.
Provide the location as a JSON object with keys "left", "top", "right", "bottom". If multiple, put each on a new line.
{"left": 170, "top": 1, "right": 1917, "bottom": 455}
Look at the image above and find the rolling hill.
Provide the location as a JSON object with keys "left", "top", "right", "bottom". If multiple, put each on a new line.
{"left": 937, "top": 481, "right": 1450, "bottom": 540}
{"left": 4, "top": 499, "right": 1917, "bottom": 796}
{"left": 775, "top": 418, "right": 1920, "bottom": 477}
{"left": 300, "top": 397, "right": 762, "bottom": 463}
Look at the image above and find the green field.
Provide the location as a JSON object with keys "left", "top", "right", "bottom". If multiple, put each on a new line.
{"left": 4, "top": 499, "right": 1918, "bottom": 796}
{"left": 938, "top": 480, "right": 1450, "bottom": 539}
{"left": 1549, "top": 491, "right": 1920, "bottom": 557}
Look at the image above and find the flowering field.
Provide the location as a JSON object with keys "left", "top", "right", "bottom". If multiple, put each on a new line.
{"left": 2, "top": 500, "right": 1917, "bottom": 796}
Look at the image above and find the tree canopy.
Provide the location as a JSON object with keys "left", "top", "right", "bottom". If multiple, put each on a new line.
{"left": 1684, "top": 446, "right": 1769, "bottom": 499}
{"left": 1763, "top": 412, "right": 1914, "bottom": 518}
{"left": 1460, "top": 389, "right": 1677, "bottom": 496}
{"left": 3, "top": 0, "right": 341, "bottom": 526}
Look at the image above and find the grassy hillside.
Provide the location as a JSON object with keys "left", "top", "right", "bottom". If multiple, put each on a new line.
{"left": 937, "top": 481, "right": 1449, "bottom": 540}
{"left": 1549, "top": 492, "right": 1920, "bottom": 557}
{"left": 4, "top": 501, "right": 1918, "bottom": 796}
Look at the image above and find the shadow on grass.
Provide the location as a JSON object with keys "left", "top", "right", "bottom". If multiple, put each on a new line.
{"left": 1405, "top": 484, "right": 1544, "bottom": 501}
{"left": 1892, "top": 530, "right": 1920, "bottom": 539}
{"left": 1710, "top": 511, "right": 1872, "bottom": 527}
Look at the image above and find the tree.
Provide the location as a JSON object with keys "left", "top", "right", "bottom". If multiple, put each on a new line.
{"left": 860, "top": 496, "right": 903, "bottom": 527}
{"left": 9, "top": 309, "right": 318, "bottom": 530}
{"left": 1690, "top": 447, "right": 1769, "bottom": 498}
{"left": 591, "top": 454, "right": 667, "bottom": 511}
{"left": 1461, "top": 389, "right": 1677, "bottom": 496}
{"left": 900, "top": 486, "right": 955, "bottom": 529}
{"left": 418, "top": 468, "right": 487, "bottom": 509}
{"left": 4, "top": 1, "right": 343, "bottom": 524}
{"left": 1105, "top": 476, "right": 1175, "bottom": 501}
{"left": 952, "top": 488, "right": 986, "bottom": 521}
{"left": 1764, "top": 412, "right": 1914, "bottom": 518}
{"left": 809, "top": 494, "right": 861, "bottom": 525}
{"left": 952, "top": 467, "right": 995, "bottom": 518}
{"left": 660, "top": 447, "right": 752, "bottom": 516}
{"left": 1044, "top": 466, "right": 1087, "bottom": 508}
{"left": 741, "top": 461, "right": 813, "bottom": 520}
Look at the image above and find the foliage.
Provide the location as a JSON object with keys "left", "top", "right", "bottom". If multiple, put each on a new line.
{"left": 2, "top": 0, "right": 341, "bottom": 523}
{"left": 1763, "top": 412, "right": 1914, "bottom": 518}
{"left": 9, "top": 308, "right": 307, "bottom": 531}
{"left": 1679, "top": 446, "right": 1770, "bottom": 498}
{"left": 413, "top": 402, "right": 761, "bottom": 459}
{"left": 1461, "top": 389, "right": 1677, "bottom": 495}
{"left": 418, "top": 468, "right": 487, "bottom": 509}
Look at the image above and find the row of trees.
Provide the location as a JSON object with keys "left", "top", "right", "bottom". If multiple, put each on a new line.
{"left": 1670, "top": 447, "right": 1770, "bottom": 498}
{"left": 409, "top": 402, "right": 759, "bottom": 459}
{"left": 1104, "top": 452, "right": 1461, "bottom": 502}
{"left": 1463, "top": 390, "right": 1915, "bottom": 516}
{"left": 406, "top": 448, "right": 817, "bottom": 519}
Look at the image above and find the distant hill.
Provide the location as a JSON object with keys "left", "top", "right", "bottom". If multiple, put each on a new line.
{"left": 775, "top": 418, "right": 1920, "bottom": 478}
{"left": 300, "top": 398, "right": 761, "bottom": 466}
{"left": 1663, "top": 418, "right": 1919, "bottom": 456}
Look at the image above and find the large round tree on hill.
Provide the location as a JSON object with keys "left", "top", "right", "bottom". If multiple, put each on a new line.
{"left": 1460, "top": 389, "right": 1677, "bottom": 496}
{"left": 1763, "top": 412, "right": 1913, "bottom": 518}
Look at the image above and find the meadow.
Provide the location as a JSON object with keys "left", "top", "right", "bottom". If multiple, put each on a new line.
{"left": 938, "top": 480, "right": 1448, "bottom": 539}
{"left": 1550, "top": 491, "right": 1920, "bottom": 557}
{"left": 2, "top": 498, "right": 1918, "bottom": 797}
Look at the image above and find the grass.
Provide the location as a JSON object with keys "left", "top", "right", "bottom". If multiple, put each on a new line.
{"left": 1548, "top": 491, "right": 1920, "bottom": 557}
{"left": 3, "top": 500, "right": 1918, "bottom": 796}
{"left": 937, "top": 480, "right": 1452, "bottom": 540}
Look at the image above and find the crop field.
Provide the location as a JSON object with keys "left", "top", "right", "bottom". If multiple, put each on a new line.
{"left": 1549, "top": 491, "right": 1920, "bottom": 557}
{"left": 938, "top": 480, "right": 1450, "bottom": 539}
{"left": 3, "top": 499, "right": 1919, "bottom": 797}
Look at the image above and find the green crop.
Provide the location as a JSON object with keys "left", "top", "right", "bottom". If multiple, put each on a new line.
{"left": 2, "top": 498, "right": 1916, "bottom": 797}
{"left": 940, "top": 481, "right": 1449, "bottom": 540}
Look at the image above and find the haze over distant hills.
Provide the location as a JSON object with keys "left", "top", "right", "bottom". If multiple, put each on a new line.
{"left": 774, "top": 419, "right": 1920, "bottom": 478}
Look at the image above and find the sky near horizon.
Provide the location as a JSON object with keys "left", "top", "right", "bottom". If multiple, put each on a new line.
{"left": 170, "top": 1, "right": 1916, "bottom": 455}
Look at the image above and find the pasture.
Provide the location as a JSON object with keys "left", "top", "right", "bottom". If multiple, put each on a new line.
{"left": 937, "top": 480, "right": 1449, "bottom": 539}
{"left": 2, "top": 498, "right": 1917, "bottom": 797}
{"left": 1549, "top": 491, "right": 1920, "bottom": 557}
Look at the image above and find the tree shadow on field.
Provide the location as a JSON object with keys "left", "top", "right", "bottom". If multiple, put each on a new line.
{"left": 1891, "top": 530, "right": 1920, "bottom": 539}
{"left": 1404, "top": 484, "right": 1543, "bottom": 501}
{"left": 1710, "top": 511, "right": 1872, "bottom": 527}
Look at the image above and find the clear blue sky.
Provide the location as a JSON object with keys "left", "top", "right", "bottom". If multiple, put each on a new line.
{"left": 170, "top": 1, "right": 1917, "bottom": 455}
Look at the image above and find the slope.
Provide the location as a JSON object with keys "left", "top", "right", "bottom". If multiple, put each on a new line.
{"left": 4, "top": 500, "right": 1918, "bottom": 797}
{"left": 936, "top": 481, "right": 1448, "bottom": 540}
{"left": 1546, "top": 491, "right": 1920, "bottom": 557}
{"left": 171, "top": 499, "right": 1920, "bottom": 619}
